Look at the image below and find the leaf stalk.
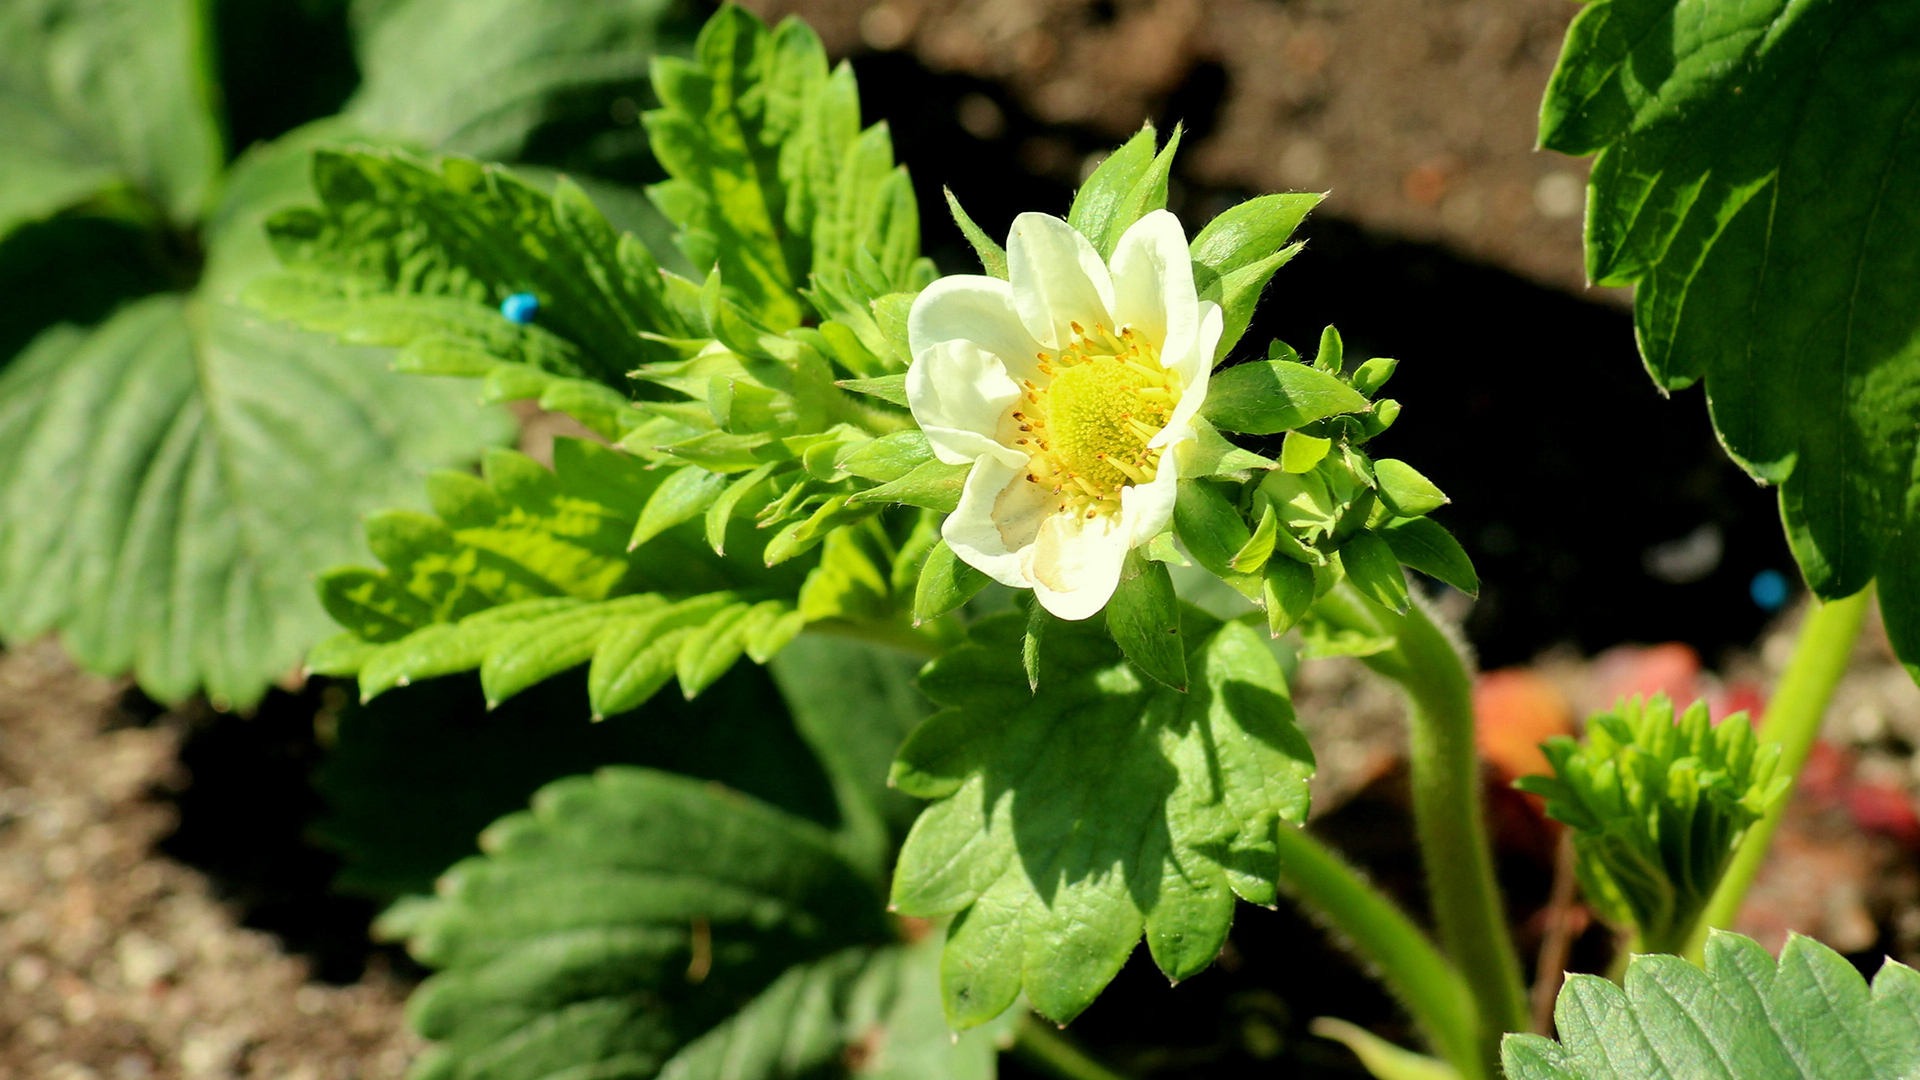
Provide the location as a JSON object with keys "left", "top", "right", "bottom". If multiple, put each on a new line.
{"left": 1315, "top": 585, "right": 1530, "bottom": 1067}
{"left": 1273, "top": 821, "right": 1488, "bottom": 1079}
{"left": 1682, "top": 585, "right": 1871, "bottom": 962}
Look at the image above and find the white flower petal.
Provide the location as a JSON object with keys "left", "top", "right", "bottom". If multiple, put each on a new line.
{"left": 1151, "top": 301, "right": 1221, "bottom": 449}
{"left": 1029, "top": 511, "right": 1130, "bottom": 621}
{"left": 907, "top": 339, "right": 1023, "bottom": 465}
{"left": 1121, "top": 453, "right": 1182, "bottom": 545}
{"left": 908, "top": 274, "right": 1044, "bottom": 381}
{"left": 1110, "top": 210, "right": 1199, "bottom": 365}
{"left": 943, "top": 455, "right": 1041, "bottom": 589}
{"left": 1006, "top": 212, "right": 1114, "bottom": 350}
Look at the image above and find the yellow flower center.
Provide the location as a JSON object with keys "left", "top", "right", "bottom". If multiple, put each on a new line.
{"left": 1008, "top": 322, "right": 1179, "bottom": 518}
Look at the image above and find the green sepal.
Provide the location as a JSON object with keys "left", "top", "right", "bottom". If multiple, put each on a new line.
{"left": 1189, "top": 193, "right": 1322, "bottom": 360}
{"left": 911, "top": 540, "right": 989, "bottom": 625}
{"left": 849, "top": 459, "right": 969, "bottom": 512}
{"left": 1281, "top": 430, "right": 1333, "bottom": 473}
{"left": 1351, "top": 357, "right": 1398, "bottom": 398}
{"left": 1202, "top": 359, "right": 1371, "bottom": 435}
{"left": 834, "top": 373, "right": 909, "bottom": 407}
{"left": 1313, "top": 325, "right": 1344, "bottom": 373}
{"left": 1374, "top": 459, "right": 1449, "bottom": 517}
{"left": 1067, "top": 122, "right": 1182, "bottom": 258}
{"left": 945, "top": 188, "right": 1008, "bottom": 279}
{"left": 1106, "top": 549, "right": 1187, "bottom": 691}
{"left": 1173, "top": 479, "right": 1262, "bottom": 601}
{"left": 1379, "top": 517, "right": 1479, "bottom": 597}
{"left": 1263, "top": 558, "right": 1316, "bottom": 638}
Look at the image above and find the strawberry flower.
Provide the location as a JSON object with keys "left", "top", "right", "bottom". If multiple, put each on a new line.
{"left": 906, "top": 210, "right": 1221, "bottom": 619}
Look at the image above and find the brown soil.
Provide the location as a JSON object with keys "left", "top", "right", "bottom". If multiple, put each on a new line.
{"left": 746, "top": 0, "right": 1616, "bottom": 300}
{"left": 0, "top": 643, "right": 417, "bottom": 1080}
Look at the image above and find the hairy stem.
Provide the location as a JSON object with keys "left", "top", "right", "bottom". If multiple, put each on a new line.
{"left": 1273, "top": 822, "right": 1488, "bottom": 1079}
{"left": 1683, "top": 585, "right": 1871, "bottom": 962}
{"left": 1012, "top": 1017, "right": 1132, "bottom": 1080}
{"left": 1317, "top": 586, "right": 1530, "bottom": 1063}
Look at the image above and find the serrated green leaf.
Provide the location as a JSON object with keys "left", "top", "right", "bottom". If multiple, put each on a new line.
{"left": 1504, "top": 931, "right": 1920, "bottom": 1080}
{"left": 255, "top": 150, "right": 687, "bottom": 388}
{"left": 1380, "top": 516, "right": 1478, "bottom": 597}
{"left": 314, "top": 662, "right": 839, "bottom": 899}
{"left": 643, "top": 7, "right": 923, "bottom": 330}
{"left": 390, "top": 766, "right": 906, "bottom": 1079}
{"left": 890, "top": 612, "right": 1313, "bottom": 1025}
{"left": 1538, "top": 0, "right": 1920, "bottom": 669}
{"left": 1202, "top": 359, "right": 1370, "bottom": 435}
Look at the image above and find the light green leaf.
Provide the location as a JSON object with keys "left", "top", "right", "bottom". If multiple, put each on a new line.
{"left": 850, "top": 459, "right": 969, "bottom": 513}
{"left": 890, "top": 611, "right": 1314, "bottom": 1026}
{"left": 643, "top": 6, "right": 923, "bottom": 329}
{"left": 1538, "top": 0, "right": 1920, "bottom": 670}
{"left": 0, "top": 0, "right": 223, "bottom": 236}
{"left": 345, "top": 0, "right": 676, "bottom": 159}
{"left": 1503, "top": 931, "right": 1920, "bottom": 1080}
{"left": 1201, "top": 359, "right": 1370, "bottom": 435}
{"left": 0, "top": 291, "right": 509, "bottom": 710}
{"left": 1374, "top": 459, "right": 1448, "bottom": 517}
{"left": 312, "top": 437, "right": 806, "bottom": 711}
{"left": 256, "top": 149, "right": 688, "bottom": 389}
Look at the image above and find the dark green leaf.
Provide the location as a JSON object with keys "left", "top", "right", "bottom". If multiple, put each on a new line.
{"left": 1173, "top": 478, "right": 1261, "bottom": 600}
{"left": 1107, "top": 550, "right": 1186, "bottom": 690}
{"left": 1503, "top": 931, "right": 1920, "bottom": 1080}
{"left": 0, "top": 294, "right": 508, "bottom": 709}
{"left": 890, "top": 612, "right": 1313, "bottom": 1025}
{"left": 1538, "top": 0, "right": 1920, "bottom": 667}
{"left": 1379, "top": 516, "right": 1478, "bottom": 597}
{"left": 313, "top": 663, "right": 840, "bottom": 899}
{"left": 1202, "top": 360, "right": 1371, "bottom": 435}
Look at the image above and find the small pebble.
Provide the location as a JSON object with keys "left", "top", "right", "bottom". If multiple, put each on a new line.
{"left": 500, "top": 293, "right": 539, "bottom": 325}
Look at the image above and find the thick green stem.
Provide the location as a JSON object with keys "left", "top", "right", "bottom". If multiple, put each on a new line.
{"left": 1273, "top": 822, "right": 1488, "bottom": 1080}
{"left": 1317, "top": 587, "right": 1530, "bottom": 1064}
{"left": 1012, "top": 1017, "right": 1132, "bottom": 1080}
{"left": 1683, "top": 585, "right": 1871, "bottom": 962}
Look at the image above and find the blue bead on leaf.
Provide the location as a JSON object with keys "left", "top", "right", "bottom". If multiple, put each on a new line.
{"left": 500, "top": 292, "right": 539, "bottom": 324}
